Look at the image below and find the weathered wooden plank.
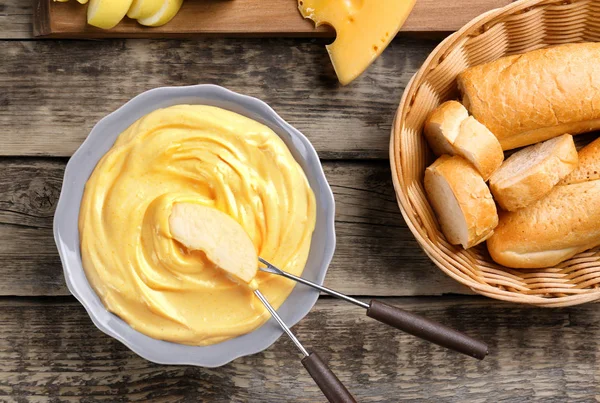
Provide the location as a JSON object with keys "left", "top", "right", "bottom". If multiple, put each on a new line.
{"left": 0, "top": 37, "right": 437, "bottom": 158}
{"left": 0, "top": 297, "right": 598, "bottom": 402}
{"left": 0, "top": 1, "right": 32, "bottom": 39}
{"left": 0, "top": 158, "right": 468, "bottom": 297}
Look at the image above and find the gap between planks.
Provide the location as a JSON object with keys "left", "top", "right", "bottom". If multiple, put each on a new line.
{"left": 0, "top": 35, "right": 440, "bottom": 158}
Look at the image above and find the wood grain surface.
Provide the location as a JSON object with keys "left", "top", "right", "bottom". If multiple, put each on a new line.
{"left": 0, "top": 37, "right": 436, "bottom": 158}
{"left": 2, "top": 3, "right": 595, "bottom": 401}
{"left": 0, "top": 158, "right": 469, "bottom": 297}
{"left": 0, "top": 1, "right": 31, "bottom": 39}
{"left": 0, "top": 297, "right": 599, "bottom": 402}
{"left": 31, "top": 0, "right": 513, "bottom": 38}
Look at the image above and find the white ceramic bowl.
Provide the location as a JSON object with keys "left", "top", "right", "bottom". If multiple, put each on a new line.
{"left": 53, "top": 85, "right": 336, "bottom": 367}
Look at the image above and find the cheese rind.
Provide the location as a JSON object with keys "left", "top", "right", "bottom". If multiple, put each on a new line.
{"left": 299, "top": 0, "right": 417, "bottom": 85}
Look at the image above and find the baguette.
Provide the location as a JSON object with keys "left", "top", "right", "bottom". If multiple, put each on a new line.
{"left": 560, "top": 137, "right": 600, "bottom": 185}
{"left": 424, "top": 102, "right": 504, "bottom": 179}
{"left": 487, "top": 180, "right": 600, "bottom": 268}
{"left": 489, "top": 134, "right": 578, "bottom": 211}
{"left": 453, "top": 116, "right": 503, "bottom": 181}
{"left": 457, "top": 42, "right": 600, "bottom": 150}
{"left": 424, "top": 155, "right": 498, "bottom": 249}
{"left": 424, "top": 101, "right": 468, "bottom": 156}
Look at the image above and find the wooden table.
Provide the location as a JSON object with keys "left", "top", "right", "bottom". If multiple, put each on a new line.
{"left": 2, "top": 1, "right": 600, "bottom": 401}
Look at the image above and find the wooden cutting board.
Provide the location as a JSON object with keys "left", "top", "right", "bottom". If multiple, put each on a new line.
{"left": 33, "top": 0, "right": 513, "bottom": 38}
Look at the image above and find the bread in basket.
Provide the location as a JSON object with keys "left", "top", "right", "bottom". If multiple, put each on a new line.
{"left": 391, "top": 0, "right": 600, "bottom": 307}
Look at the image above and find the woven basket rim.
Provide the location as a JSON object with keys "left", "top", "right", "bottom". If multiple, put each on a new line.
{"left": 390, "top": 0, "right": 600, "bottom": 307}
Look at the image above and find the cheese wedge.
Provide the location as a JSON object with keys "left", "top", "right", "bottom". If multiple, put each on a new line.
{"left": 299, "top": 0, "right": 417, "bottom": 85}
{"left": 169, "top": 203, "right": 258, "bottom": 285}
{"left": 88, "top": 0, "right": 134, "bottom": 29}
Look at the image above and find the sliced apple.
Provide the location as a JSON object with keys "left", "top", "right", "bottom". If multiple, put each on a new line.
{"left": 87, "top": 0, "right": 134, "bottom": 29}
{"left": 127, "top": 0, "right": 164, "bottom": 20}
{"left": 169, "top": 203, "right": 258, "bottom": 285}
{"left": 137, "top": 0, "right": 183, "bottom": 27}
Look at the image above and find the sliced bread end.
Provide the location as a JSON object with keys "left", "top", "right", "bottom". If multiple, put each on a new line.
{"left": 424, "top": 101, "right": 469, "bottom": 156}
{"left": 489, "top": 134, "right": 578, "bottom": 211}
{"left": 425, "top": 155, "right": 498, "bottom": 249}
{"left": 453, "top": 116, "right": 504, "bottom": 181}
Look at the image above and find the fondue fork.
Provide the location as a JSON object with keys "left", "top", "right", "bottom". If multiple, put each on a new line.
{"left": 253, "top": 289, "right": 356, "bottom": 403}
{"left": 258, "top": 257, "right": 489, "bottom": 360}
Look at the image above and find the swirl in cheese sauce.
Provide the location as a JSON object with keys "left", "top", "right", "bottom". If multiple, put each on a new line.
{"left": 79, "top": 105, "right": 316, "bottom": 345}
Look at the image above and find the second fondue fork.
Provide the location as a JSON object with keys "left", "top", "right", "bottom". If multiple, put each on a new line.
{"left": 253, "top": 289, "right": 356, "bottom": 403}
{"left": 258, "top": 257, "right": 489, "bottom": 360}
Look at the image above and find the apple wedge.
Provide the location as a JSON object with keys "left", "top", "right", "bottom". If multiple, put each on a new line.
{"left": 127, "top": 0, "right": 164, "bottom": 20}
{"left": 169, "top": 203, "right": 258, "bottom": 285}
{"left": 137, "top": 0, "right": 183, "bottom": 27}
{"left": 87, "top": 0, "right": 134, "bottom": 29}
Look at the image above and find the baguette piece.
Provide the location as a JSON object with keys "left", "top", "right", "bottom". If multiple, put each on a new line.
{"left": 489, "top": 134, "right": 578, "bottom": 211}
{"left": 424, "top": 101, "right": 469, "bottom": 156}
{"left": 453, "top": 116, "right": 504, "bottom": 180}
{"left": 424, "top": 102, "right": 504, "bottom": 179}
{"left": 457, "top": 42, "right": 600, "bottom": 150}
{"left": 424, "top": 155, "right": 498, "bottom": 249}
{"left": 487, "top": 180, "right": 600, "bottom": 268}
{"left": 560, "top": 137, "right": 600, "bottom": 185}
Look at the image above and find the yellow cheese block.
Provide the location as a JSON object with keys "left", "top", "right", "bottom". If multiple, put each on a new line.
{"left": 299, "top": 0, "right": 417, "bottom": 85}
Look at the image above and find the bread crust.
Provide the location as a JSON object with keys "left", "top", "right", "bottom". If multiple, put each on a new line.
{"left": 423, "top": 101, "right": 468, "bottom": 156}
{"left": 489, "top": 134, "right": 578, "bottom": 211}
{"left": 457, "top": 43, "right": 600, "bottom": 150}
{"left": 453, "top": 116, "right": 504, "bottom": 181}
{"left": 561, "top": 137, "right": 600, "bottom": 185}
{"left": 488, "top": 180, "right": 600, "bottom": 268}
{"left": 425, "top": 155, "right": 498, "bottom": 249}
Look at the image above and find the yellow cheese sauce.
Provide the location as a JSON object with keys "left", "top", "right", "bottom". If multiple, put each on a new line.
{"left": 79, "top": 105, "right": 316, "bottom": 345}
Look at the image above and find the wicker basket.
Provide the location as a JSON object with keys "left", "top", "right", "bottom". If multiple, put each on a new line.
{"left": 391, "top": 0, "right": 600, "bottom": 307}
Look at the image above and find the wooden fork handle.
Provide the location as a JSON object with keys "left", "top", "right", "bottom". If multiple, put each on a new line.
{"left": 367, "top": 299, "right": 489, "bottom": 360}
{"left": 301, "top": 352, "right": 356, "bottom": 403}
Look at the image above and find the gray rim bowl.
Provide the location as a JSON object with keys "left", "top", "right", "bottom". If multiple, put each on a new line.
{"left": 53, "top": 84, "right": 336, "bottom": 367}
